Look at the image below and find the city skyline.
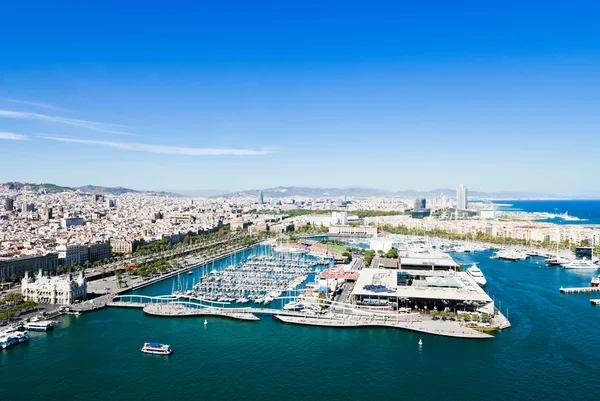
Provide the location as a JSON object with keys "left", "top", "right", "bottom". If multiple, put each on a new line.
{"left": 2, "top": 2, "right": 600, "bottom": 195}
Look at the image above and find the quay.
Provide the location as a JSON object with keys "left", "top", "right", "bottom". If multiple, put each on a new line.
{"left": 143, "top": 303, "right": 260, "bottom": 321}
{"left": 559, "top": 287, "right": 600, "bottom": 294}
{"left": 274, "top": 314, "right": 493, "bottom": 339}
{"left": 107, "top": 296, "right": 496, "bottom": 339}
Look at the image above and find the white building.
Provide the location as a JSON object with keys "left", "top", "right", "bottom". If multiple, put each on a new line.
{"left": 456, "top": 185, "right": 468, "bottom": 210}
{"left": 369, "top": 238, "right": 395, "bottom": 253}
{"left": 57, "top": 243, "right": 81, "bottom": 266}
{"left": 21, "top": 269, "right": 87, "bottom": 305}
{"left": 331, "top": 211, "right": 348, "bottom": 225}
{"left": 61, "top": 217, "right": 84, "bottom": 228}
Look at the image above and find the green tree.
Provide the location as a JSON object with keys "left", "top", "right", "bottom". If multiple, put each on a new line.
{"left": 385, "top": 248, "right": 398, "bottom": 259}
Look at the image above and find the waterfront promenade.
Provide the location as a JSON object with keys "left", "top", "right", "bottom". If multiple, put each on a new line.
{"left": 108, "top": 296, "right": 494, "bottom": 339}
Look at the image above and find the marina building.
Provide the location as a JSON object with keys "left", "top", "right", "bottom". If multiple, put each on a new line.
{"left": 328, "top": 225, "right": 378, "bottom": 236}
{"left": 21, "top": 269, "right": 87, "bottom": 305}
{"left": 350, "top": 266, "right": 494, "bottom": 315}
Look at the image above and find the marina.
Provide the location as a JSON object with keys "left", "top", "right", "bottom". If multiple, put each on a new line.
{"left": 2, "top": 247, "right": 600, "bottom": 400}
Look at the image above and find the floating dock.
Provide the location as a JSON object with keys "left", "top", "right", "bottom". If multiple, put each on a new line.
{"left": 559, "top": 287, "right": 600, "bottom": 294}
{"left": 591, "top": 299, "right": 600, "bottom": 305}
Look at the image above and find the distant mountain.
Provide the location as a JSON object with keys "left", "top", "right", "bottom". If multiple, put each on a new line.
{"left": 220, "top": 186, "right": 394, "bottom": 198}
{"left": 1, "top": 182, "right": 74, "bottom": 193}
{"left": 1, "top": 182, "right": 182, "bottom": 197}
{"left": 219, "top": 186, "right": 565, "bottom": 199}
{"left": 173, "top": 189, "right": 230, "bottom": 197}
{"left": 77, "top": 185, "right": 182, "bottom": 197}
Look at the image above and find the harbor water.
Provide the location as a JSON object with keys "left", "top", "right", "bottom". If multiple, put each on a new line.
{"left": 2, "top": 249, "right": 600, "bottom": 400}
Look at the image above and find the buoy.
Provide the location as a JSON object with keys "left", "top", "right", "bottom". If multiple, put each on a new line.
{"left": 418, "top": 339, "right": 423, "bottom": 346}
{"left": 204, "top": 319, "right": 208, "bottom": 325}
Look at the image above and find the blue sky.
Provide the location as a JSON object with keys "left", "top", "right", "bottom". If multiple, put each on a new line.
{"left": 1, "top": 1, "right": 599, "bottom": 195}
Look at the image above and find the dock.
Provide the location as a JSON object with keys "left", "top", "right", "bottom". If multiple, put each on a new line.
{"left": 591, "top": 299, "right": 600, "bottom": 305}
{"left": 143, "top": 303, "right": 260, "bottom": 321}
{"left": 273, "top": 314, "right": 493, "bottom": 339}
{"left": 559, "top": 287, "right": 600, "bottom": 294}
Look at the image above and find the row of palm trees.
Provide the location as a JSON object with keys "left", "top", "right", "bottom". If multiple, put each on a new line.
{"left": 429, "top": 309, "right": 491, "bottom": 323}
{"left": 114, "top": 232, "right": 273, "bottom": 287}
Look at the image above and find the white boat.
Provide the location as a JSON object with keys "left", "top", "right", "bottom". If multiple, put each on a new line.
{"left": 466, "top": 264, "right": 487, "bottom": 287}
{"left": 562, "top": 259, "right": 598, "bottom": 269}
{"left": 283, "top": 301, "right": 304, "bottom": 311}
{"left": 591, "top": 275, "right": 600, "bottom": 287}
{"left": 0, "top": 335, "right": 16, "bottom": 349}
{"left": 13, "top": 331, "right": 30, "bottom": 343}
{"left": 493, "top": 249, "right": 528, "bottom": 261}
{"left": 141, "top": 342, "right": 173, "bottom": 355}
{"left": 24, "top": 320, "right": 54, "bottom": 331}
{"left": 546, "top": 256, "right": 570, "bottom": 266}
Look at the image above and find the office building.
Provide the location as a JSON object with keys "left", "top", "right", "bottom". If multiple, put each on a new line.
{"left": 258, "top": 190, "right": 264, "bottom": 205}
{"left": 414, "top": 198, "right": 427, "bottom": 210}
{"left": 57, "top": 243, "right": 81, "bottom": 266}
{"left": 0, "top": 253, "right": 59, "bottom": 281}
{"left": 3, "top": 197, "right": 14, "bottom": 211}
{"left": 457, "top": 185, "right": 468, "bottom": 210}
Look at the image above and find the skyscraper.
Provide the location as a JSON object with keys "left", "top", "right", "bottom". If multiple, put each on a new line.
{"left": 258, "top": 190, "right": 264, "bottom": 205}
{"left": 414, "top": 198, "right": 426, "bottom": 210}
{"left": 456, "top": 185, "right": 468, "bottom": 210}
{"left": 3, "top": 197, "right": 14, "bottom": 211}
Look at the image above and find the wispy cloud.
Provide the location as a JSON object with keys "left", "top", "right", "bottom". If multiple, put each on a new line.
{"left": 0, "top": 132, "right": 29, "bottom": 141}
{"left": 0, "top": 110, "right": 139, "bottom": 137}
{"left": 40, "top": 136, "right": 275, "bottom": 156}
{"left": 5, "top": 98, "right": 62, "bottom": 111}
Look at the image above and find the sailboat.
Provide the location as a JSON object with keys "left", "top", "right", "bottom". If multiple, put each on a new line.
{"left": 546, "top": 230, "right": 569, "bottom": 266}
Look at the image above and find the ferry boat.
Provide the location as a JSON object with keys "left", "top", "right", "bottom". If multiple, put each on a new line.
{"left": 466, "top": 264, "right": 487, "bottom": 287}
{"left": 24, "top": 320, "right": 54, "bottom": 331}
{"left": 591, "top": 275, "right": 600, "bottom": 287}
{"left": 141, "top": 342, "right": 173, "bottom": 355}
{"left": 0, "top": 335, "right": 16, "bottom": 349}
{"left": 13, "top": 331, "right": 30, "bottom": 343}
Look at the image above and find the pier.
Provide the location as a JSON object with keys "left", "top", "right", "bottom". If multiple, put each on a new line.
{"left": 107, "top": 294, "right": 496, "bottom": 339}
{"left": 274, "top": 314, "right": 493, "bottom": 339}
{"left": 559, "top": 287, "right": 600, "bottom": 294}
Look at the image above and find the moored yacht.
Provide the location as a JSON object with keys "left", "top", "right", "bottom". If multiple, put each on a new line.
{"left": 545, "top": 256, "right": 570, "bottom": 266}
{"left": 283, "top": 301, "right": 304, "bottom": 311}
{"left": 466, "top": 264, "right": 487, "bottom": 287}
{"left": 562, "top": 259, "right": 597, "bottom": 269}
{"left": 591, "top": 275, "right": 600, "bottom": 287}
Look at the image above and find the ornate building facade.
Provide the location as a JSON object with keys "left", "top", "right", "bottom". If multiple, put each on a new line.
{"left": 21, "top": 269, "right": 87, "bottom": 305}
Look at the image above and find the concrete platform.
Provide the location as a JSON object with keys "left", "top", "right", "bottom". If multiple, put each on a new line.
{"left": 143, "top": 303, "right": 260, "bottom": 321}
{"left": 274, "top": 314, "right": 493, "bottom": 339}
